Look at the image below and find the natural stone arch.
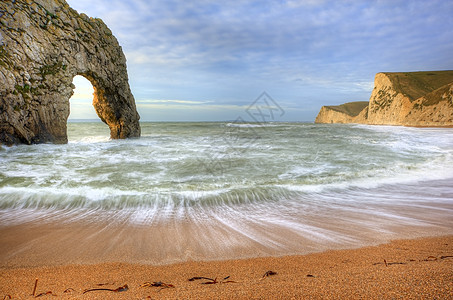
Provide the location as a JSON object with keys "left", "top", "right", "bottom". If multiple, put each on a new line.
{"left": 0, "top": 0, "right": 140, "bottom": 145}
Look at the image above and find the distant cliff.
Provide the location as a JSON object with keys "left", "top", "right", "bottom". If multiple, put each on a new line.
{"left": 315, "top": 101, "right": 368, "bottom": 124}
{"left": 315, "top": 71, "right": 453, "bottom": 127}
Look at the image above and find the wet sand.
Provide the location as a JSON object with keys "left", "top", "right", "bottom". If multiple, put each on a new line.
{"left": 1, "top": 235, "right": 452, "bottom": 299}
{"left": 1, "top": 178, "right": 452, "bottom": 298}
{"left": 1, "top": 205, "right": 453, "bottom": 268}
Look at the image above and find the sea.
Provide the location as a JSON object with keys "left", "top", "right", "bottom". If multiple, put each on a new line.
{"left": 1, "top": 122, "right": 453, "bottom": 265}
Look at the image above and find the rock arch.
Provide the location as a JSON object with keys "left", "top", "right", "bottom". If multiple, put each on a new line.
{"left": 0, "top": 0, "right": 140, "bottom": 145}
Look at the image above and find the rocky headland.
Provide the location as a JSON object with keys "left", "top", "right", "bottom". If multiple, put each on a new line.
{"left": 315, "top": 71, "right": 453, "bottom": 127}
{"left": 0, "top": 0, "right": 140, "bottom": 145}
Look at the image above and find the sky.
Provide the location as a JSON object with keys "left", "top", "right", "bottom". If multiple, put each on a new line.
{"left": 66, "top": 0, "right": 453, "bottom": 122}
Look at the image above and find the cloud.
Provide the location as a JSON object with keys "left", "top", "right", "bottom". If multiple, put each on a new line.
{"left": 137, "top": 103, "right": 246, "bottom": 110}
{"left": 66, "top": 0, "right": 453, "bottom": 69}
{"left": 137, "top": 99, "right": 213, "bottom": 105}
{"left": 68, "top": 103, "right": 98, "bottom": 119}
{"left": 66, "top": 0, "right": 453, "bottom": 121}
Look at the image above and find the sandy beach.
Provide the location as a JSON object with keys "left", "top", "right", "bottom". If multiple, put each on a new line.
{"left": 2, "top": 0, "right": 453, "bottom": 299}
{"left": 1, "top": 235, "right": 452, "bottom": 299}
{"left": 2, "top": 125, "right": 453, "bottom": 299}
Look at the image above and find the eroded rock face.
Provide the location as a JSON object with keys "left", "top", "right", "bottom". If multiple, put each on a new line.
{"left": 314, "top": 101, "right": 368, "bottom": 124}
{"left": 315, "top": 71, "right": 453, "bottom": 127}
{"left": 0, "top": 0, "right": 140, "bottom": 145}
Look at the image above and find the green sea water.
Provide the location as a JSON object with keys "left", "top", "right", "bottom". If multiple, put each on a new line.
{"left": 1, "top": 122, "right": 452, "bottom": 262}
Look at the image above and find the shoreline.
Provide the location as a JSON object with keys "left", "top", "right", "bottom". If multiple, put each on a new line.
{"left": 1, "top": 235, "right": 452, "bottom": 299}
{"left": 1, "top": 205, "right": 452, "bottom": 269}
{"left": 2, "top": 176, "right": 453, "bottom": 269}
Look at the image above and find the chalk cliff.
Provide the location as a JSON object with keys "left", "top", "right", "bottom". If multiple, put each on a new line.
{"left": 315, "top": 71, "right": 453, "bottom": 127}
{"left": 0, "top": 0, "right": 141, "bottom": 145}
{"left": 315, "top": 101, "right": 368, "bottom": 124}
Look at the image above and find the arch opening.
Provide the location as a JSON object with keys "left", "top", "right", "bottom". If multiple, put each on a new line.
{"left": 68, "top": 75, "right": 109, "bottom": 142}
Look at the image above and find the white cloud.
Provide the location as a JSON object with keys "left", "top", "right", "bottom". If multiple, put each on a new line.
{"left": 137, "top": 102, "right": 247, "bottom": 111}
{"left": 137, "top": 99, "right": 213, "bottom": 105}
{"left": 69, "top": 76, "right": 96, "bottom": 119}
{"left": 66, "top": 0, "right": 453, "bottom": 121}
{"left": 285, "top": 0, "right": 327, "bottom": 8}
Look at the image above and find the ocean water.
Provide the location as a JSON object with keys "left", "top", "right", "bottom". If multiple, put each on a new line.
{"left": 1, "top": 122, "right": 453, "bottom": 264}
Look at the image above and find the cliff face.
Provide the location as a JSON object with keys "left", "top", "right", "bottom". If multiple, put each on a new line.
{"left": 403, "top": 83, "right": 453, "bottom": 126}
{"left": 0, "top": 0, "right": 141, "bottom": 145}
{"left": 315, "top": 71, "right": 453, "bottom": 127}
{"left": 315, "top": 102, "right": 368, "bottom": 124}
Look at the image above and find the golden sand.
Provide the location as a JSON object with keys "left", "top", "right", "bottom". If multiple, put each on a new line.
{"left": 1, "top": 235, "right": 452, "bottom": 299}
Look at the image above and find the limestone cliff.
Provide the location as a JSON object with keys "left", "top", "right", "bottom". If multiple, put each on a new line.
{"left": 315, "top": 101, "right": 368, "bottom": 124}
{"left": 315, "top": 71, "right": 453, "bottom": 127}
{"left": 0, "top": 0, "right": 141, "bottom": 145}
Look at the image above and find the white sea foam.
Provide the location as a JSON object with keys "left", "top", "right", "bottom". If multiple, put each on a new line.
{"left": 1, "top": 122, "right": 452, "bottom": 240}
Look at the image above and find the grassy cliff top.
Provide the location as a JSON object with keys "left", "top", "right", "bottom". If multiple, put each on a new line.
{"left": 383, "top": 70, "right": 453, "bottom": 101}
{"left": 324, "top": 101, "right": 369, "bottom": 117}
